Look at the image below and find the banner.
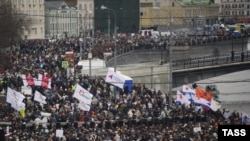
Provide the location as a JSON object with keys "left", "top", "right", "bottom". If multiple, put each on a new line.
{"left": 175, "top": 90, "right": 191, "bottom": 106}
{"left": 210, "top": 99, "right": 222, "bottom": 112}
{"left": 38, "top": 74, "right": 51, "bottom": 89}
{"left": 193, "top": 87, "right": 212, "bottom": 108}
{"left": 21, "top": 86, "right": 32, "bottom": 96}
{"left": 181, "top": 85, "right": 222, "bottom": 111}
{"left": 78, "top": 100, "right": 91, "bottom": 111}
{"left": 21, "top": 74, "right": 36, "bottom": 86}
{"left": 6, "top": 87, "right": 25, "bottom": 111}
{"left": 105, "top": 68, "right": 133, "bottom": 92}
{"left": 73, "top": 84, "right": 93, "bottom": 105}
{"left": 182, "top": 85, "right": 195, "bottom": 100}
{"left": 11, "top": 101, "right": 26, "bottom": 111}
{"left": 34, "top": 91, "right": 47, "bottom": 104}
{"left": 21, "top": 74, "right": 51, "bottom": 89}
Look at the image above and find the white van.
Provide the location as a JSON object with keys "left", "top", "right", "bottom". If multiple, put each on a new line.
{"left": 76, "top": 58, "right": 106, "bottom": 71}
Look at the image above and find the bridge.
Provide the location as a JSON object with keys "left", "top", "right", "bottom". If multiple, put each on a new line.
{"left": 89, "top": 40, "right": 250, "bottom": 93}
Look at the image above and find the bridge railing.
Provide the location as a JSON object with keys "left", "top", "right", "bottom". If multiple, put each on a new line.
{"left": 172, "top": 51, "right": 250, "bottom": 70}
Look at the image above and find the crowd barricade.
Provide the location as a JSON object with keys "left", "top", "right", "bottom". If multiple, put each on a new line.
{"left": 0, "top": 122, "right": 11, "bottom": 125}
{"left": 6, "top": 115, "right": 208, "bottom": 130}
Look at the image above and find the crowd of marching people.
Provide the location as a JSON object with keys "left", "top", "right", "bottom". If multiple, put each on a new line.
{"left": 0, "top": 34, "right": 249, "bottom": 141}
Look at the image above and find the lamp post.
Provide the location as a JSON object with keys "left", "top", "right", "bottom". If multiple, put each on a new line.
{"left": 153, "top": 7, "right": 173, "bottom": 106}
{"left": 231, "top": 35, "right": 234, "bottom": 61}
{"left": 108, "top": 14, "right": 111, "bottom": 38}
{"left": 168, "top": 11, "right": 173, "bottom": 107}
{"left": 88, "top": 51, "right": 92, "bottom": 78}
{"left": 79, "top": 37, "right": 83, "bottom": 60}
{"left": 101, "top": 5, "right": 117, "bottom": 72}
{"left": 241, "top": 34, "right": 244, "bottom": 62}
{"left": 101, "top": 5, "right": 117, "bottom": 101}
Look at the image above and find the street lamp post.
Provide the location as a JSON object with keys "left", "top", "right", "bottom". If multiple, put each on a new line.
{"left": 80, "top": 38, "right": 83, "bottom": 60}
{"left": 108, "top": 14, "right": 111, "bottom": 38}
{"left": 101, "top": 5, "right": 117, "bottom": 73}
{"left": 168, "top": 11, "right": 173, "bottom": 107}
{"left": 153, "top": 7, "right": 173, "bottom": 106}
{"left": 101, "top": 5, "right": 117, "bottom": 101}
{"left": 231, "top": 35, "right": 234, "bottom": 61}
{"left": 241, "top": 34, "right": 244, "bottom": 62}
{"left": 88, "top": 51, "right": 92, "bottom": 78}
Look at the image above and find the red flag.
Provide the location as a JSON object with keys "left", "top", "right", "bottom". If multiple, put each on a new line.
{"left": 195, "top": 87, "right": 212, "bottom": 102}
{"left": 21, "top": 74, "right": 35, "bottom": 86}
{"left": 38, "top": 74, "right": 51, "bottom": 89}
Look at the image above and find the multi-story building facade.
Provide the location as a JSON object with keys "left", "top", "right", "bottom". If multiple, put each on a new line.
{"left": 11, "top": 0, "right": 45, "bottom": 40}
{"left": 77, "top": 0, "right": 94, "bottom": 37}
{"left": 140, "top": 0, "right": 219, "bottom": 30}
{"left": 218, "top": 0, "right": 249, "bottom": 23}
{"left": 45, "top": 0, "right": 78, "bottom": 38}
{"left": 8, "top": 0, "right": 223, "bottom": 39}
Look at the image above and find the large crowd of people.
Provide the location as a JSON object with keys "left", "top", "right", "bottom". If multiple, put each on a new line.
{"left": 0, "top": 34, "right": 247, "bottom": 141}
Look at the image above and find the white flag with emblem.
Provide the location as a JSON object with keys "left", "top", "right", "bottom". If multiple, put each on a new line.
{"left": 34, "top": 90, "right": 47, "bottom": 104}
{"left": 73, "top": 84, "right": 93, "bottom": 105}
{"left": 78, "top": 100, "right": 91, "bottom": 111}
{"left": 6, "top": 87, "right": 25, "bottom": 111}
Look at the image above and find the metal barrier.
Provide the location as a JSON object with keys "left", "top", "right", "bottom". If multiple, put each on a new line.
{"left": 0, "top": 115, "right": 207, "bottom": 129}
{"left": 172, "top": 51, "right": 250, "bottom": 70}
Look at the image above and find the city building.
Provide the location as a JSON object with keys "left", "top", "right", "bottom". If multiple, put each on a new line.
{"left": 140, "top": 0, "right": 220, "bottom": 31}
{"left": 7, "top": 0, "right": 223, "bottom": 39}
{"left": 11, "top": 0, "right": 45, "bottom": 40}
{"left": 217, "top": 0, "right": 249, "bottom": 24}
{"left": 77, "top": 0, "right": 94, "bottom": 37}
{"left": 45, "top": 0, "right": 78, "bottom": 39}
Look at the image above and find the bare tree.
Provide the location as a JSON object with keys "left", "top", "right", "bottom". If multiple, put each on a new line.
{"left": 0, "top": 0, "right": 30, "bottom": 69}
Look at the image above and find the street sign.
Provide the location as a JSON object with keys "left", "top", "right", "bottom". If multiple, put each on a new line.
{"left": 62, "top": 61, "right": 69, "bottom": 68}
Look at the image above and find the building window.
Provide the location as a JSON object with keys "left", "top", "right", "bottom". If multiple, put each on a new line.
{"left": 32, "top": 28, "right": 37, "bottom": 35}
{"left": 89, "top": 3, "right": 93, "bottom": 11}
{"left": 84, "top": 4, "right": 87, "bottom": 10}
{"left": 41, "top": 27, "right": 43, "bottom": 34}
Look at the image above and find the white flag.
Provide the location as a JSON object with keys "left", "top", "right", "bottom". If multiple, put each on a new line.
{"left": 182, "top": 85, "right": 195, "bottom": 100}
{"left": 210, "top": 99, "right": 222, "bottom": 111}
{"left": 175, "top": 90, "right": 191, "bottom": 106}
{"left": 34, "top": 91, "right": 47, "bottom": 104}
{"left": 11, "top": 101, "right": 26, "bottom": 111}
{"left": 7, "top": 87, "right": 25, "bottom": 111}
{"left": 78, "top": 100, "right": 91, "bottom": 111}
{"left": 73, "top": 84, "right": 93, "bottom": 105}
{"left": 105, "top": 68, "right": 130, "bottom": 90}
